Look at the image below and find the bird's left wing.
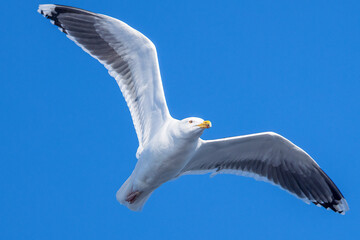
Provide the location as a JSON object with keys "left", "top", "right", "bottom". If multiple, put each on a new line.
{"left": 181, "top": 132, "right": 349, "bottom": 214}
{"left": 38, "top": 4, "right": 171, "bottom": 155}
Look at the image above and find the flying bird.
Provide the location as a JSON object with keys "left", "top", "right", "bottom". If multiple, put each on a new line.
{"left": 38, "top": 4, "right": 349, "bottom": 214}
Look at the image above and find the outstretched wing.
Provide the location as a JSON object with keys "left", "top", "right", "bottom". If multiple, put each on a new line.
{"left": 181, "top": 132, "right": 349, "bottom": 214}
{"left": 38, "top": 4, "right": 171, "bottom": 155}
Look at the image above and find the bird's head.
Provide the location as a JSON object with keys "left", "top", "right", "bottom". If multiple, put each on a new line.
{"left": 175, "top": 117, "right": 212, "bottom": 139}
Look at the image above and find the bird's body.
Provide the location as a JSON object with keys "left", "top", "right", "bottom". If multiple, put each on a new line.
{"left": 118, "top": 119, "right": 202, "bottom": 210}
{"left": 38, "top": 4, "right": 349, "bottom": 214}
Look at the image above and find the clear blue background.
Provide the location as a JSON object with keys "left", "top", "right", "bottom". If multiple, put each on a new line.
{"left": 1, "top": 1, "right": 359, "bottom": 239}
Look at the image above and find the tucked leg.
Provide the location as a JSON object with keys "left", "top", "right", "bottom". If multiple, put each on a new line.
{"left": 126, "top": 191, "right": 141, "bottom": 204}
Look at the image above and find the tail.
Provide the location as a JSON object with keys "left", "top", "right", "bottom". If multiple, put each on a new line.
{"left": 116, "top": 176, "right": 154, "bottom": 212}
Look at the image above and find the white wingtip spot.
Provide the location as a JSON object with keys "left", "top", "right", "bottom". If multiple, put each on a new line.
{"left": 337, "top": 198, "right": 349, "bottom": 215}
{"left": 38, "top": 4, "right": 56, "bottom": 17}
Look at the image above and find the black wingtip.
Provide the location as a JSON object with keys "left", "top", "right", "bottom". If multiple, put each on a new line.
{"left": 38, "top": 4, "right": 98, "bottom": 17}
{"left": 38, "top": 4, "right": 68, "bottom": 34}
{"left": 38, "top": 4, "right": 100, "bottom": 34}
{"left": 312, "top": 199, "right": 348, "bottom": 215}
{"left": 314, "top": 167, "right": 349, "bottom": 214}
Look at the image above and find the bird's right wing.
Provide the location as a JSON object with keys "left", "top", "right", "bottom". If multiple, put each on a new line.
{"left": 38, "top": 4, "right": 172, "bottom": 155}
{"left": 181, "top": 132, "right": 349, "bottom": 214}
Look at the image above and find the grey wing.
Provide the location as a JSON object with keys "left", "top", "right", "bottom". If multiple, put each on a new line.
{"left": 38, "top": 4, "right": 171, "bottom": 155}
{"left": 181, "top": 132, "right": 349, "bottom": 214}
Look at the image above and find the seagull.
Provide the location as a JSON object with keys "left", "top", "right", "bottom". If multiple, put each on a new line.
{"left": 38, "top": 4, "right": 349, "bottom": 214}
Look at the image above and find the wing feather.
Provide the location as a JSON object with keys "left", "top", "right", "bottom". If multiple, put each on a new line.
{"left": 38, "top": 4, "right": 171, "bottom": 155}
{"left": 181, "top": 132, "right": 349, "bottom": 214}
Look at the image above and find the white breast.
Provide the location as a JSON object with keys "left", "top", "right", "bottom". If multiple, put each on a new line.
{"left": 131, "top": 126, "right": 200, "bottom": 190}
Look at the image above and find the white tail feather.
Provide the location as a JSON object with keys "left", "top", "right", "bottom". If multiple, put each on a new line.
{"left": 116, "top": 176, "right": 154, "bottom": 211}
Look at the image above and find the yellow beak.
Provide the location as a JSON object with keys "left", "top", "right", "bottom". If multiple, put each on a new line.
{"left": 197, "top": 120, "right": 212, "bottom": 129}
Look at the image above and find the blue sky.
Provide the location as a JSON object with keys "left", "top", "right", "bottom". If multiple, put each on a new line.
{"left": 1, "top": 0, "right": 360, "bottom": 239}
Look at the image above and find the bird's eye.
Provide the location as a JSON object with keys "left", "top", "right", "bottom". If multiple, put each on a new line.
{"left": 189, "top": 120, "right": 193, "bottom": 124}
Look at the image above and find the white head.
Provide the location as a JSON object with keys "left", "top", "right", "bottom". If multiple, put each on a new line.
{"left": 173, "top": 117, "right": 212, "bottom": 139}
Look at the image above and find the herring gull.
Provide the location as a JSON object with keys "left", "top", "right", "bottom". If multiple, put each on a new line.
{"left": 38, "top": 4, "right": 349, "bottom": 214}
